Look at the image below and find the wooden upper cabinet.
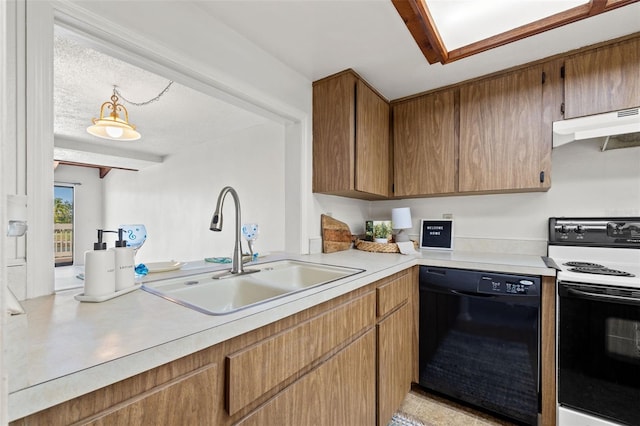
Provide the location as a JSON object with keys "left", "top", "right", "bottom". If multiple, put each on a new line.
{"left": 459, "top": 65, "right": 550, "bottom": 193}
{"left": 564, "top": 37, "right": 640, "bottom": 119}
{"left": 392, "top": 89, "right": 457, "bottom": 197}
{"left": 313, "top": 70, "right": 390, "bottom": 199}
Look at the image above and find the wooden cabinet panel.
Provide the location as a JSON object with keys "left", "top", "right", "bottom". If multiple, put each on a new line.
{"left": 377, "top": 302, "right": 414, "bottom": 426}
{"left": 226, "top": 291, "right": 375, "bottom": 415}
{"left": 238, "top": 330, "right": 376, "bottom": 426}
{"left": 376, "top": 270, "right": 412, "bottom": 318}
{"left": 313, "top": 69, "right": 389, "bottom": 199}
{"left": 564, "top": 38, "right": 640, "bottom": 119}
{"left": 356, "top": 79, "right": 390, "bottom": 196}
{"left": 313, "top": 71, "right": 356, "bottom": 194}
{"left": 86, "top": 363, "right": 218, "bottom": 425}
{"left": 540, "top": 276, "right": 557, "bottom": 426}
{"left": 459, "top": 66, "right": 549, "bottom": 193}
{"left": 393, "top": 89, "right": 457, "bottom": 197}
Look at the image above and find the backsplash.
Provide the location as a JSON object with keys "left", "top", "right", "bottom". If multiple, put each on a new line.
{"left": 317, "top": 139, "right": 640, "bottom": 250}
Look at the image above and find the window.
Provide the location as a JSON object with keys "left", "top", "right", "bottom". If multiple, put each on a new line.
{"left": 54, "top": 185, "right": 74, "bottom": 266}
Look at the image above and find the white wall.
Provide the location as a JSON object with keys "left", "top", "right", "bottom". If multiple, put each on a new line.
{"left": 366, "top": 140, "right": 640, "bottom": 252}
{"left": 103, "top": 122, "right": 286, "bottom": 264}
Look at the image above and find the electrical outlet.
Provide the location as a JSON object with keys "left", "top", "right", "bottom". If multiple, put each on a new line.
{"left": 309, "top": 237, "right": 322, "bottom": 254}
{"left": 442, "top": 213, "right": 453, "bottom": 219}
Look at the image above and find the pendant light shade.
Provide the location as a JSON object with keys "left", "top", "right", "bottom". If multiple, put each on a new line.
{"left": 87, "top": 89, "right": 141, "bottom": 141}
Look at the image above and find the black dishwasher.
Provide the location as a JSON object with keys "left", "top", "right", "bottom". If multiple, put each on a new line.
{"left": 418, "top": 266, "right": 540, "bottom": 425}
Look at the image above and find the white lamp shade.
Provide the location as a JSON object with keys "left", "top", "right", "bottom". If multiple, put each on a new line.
{"left": 391, "top": 207, "right": 412, "bottom": 230}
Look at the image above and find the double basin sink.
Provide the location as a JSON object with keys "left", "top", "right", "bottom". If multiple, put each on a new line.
{"left": 141, "top": 260, "right": 364, "bottom": 315}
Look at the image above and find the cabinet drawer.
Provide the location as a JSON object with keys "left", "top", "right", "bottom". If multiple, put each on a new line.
{"left": 377, "top": 272, "right": 412, "bottom": 318}
{"left": 85, "top": 363, "right": 218, "bottom": 425}
{"left": 237, "top": 329, "right": 376, "bottom": 426}
{"left": 226, "top": 291, "right": 376, "bottom": 415}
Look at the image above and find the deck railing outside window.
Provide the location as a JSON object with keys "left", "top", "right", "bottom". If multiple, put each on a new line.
{"left": 54, "top": 223, "right": 73, "bottom": 265}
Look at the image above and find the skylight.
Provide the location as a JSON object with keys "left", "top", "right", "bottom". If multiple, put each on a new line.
{"left": 428, "top": 0, "right": 589, "bottom": 51}
{"left": 392, "top": 0, "right": 639, "bottom": 64}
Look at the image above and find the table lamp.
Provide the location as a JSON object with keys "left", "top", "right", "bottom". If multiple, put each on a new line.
{"left": 391, "top": 207, "right": 412, "bottom": 242}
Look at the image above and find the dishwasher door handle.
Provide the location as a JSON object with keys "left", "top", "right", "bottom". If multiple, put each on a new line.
{"left": 449, "top": 289, "right": 496, "bottom": 299}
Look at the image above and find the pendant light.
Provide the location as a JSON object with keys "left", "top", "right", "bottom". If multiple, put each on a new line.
{"left": 87, "top": 88, "right": 141, "bottom": 141}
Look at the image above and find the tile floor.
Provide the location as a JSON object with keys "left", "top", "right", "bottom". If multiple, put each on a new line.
{"left": 396, "top": 387, "right": 518, "bottom": 426}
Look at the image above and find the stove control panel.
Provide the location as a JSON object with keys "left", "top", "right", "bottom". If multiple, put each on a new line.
{"left": 549, "top": 217, "right": 640, "bottom": 247}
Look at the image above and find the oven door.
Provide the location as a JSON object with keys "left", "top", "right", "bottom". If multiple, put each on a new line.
{"left": 558, "top": 281, "right": 640, "bottom": 426}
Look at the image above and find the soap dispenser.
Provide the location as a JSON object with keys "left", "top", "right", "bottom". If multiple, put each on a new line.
{"left": 84, "top": 230, "right": 116, "bottom": 297}
{"left": 111, "top": 228, "right": 135, "bottom": 291}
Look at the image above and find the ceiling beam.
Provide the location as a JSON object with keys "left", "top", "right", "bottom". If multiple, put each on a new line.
{"left": 54, "top": 160, "right": 137, "bottom": 179}
{"left": 392, "top": 0, "right": 640, "bottom": 65}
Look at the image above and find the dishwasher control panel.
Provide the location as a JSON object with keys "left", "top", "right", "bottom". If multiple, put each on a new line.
{"left": 420, "top": 266, "right": 540, "bottom": 297}
{"left": 478, "top": 275, "right": 537, "bottom": 295}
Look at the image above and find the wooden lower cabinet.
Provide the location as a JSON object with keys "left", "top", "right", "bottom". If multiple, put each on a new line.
{"left": 377, "top": 302, "right": 414, "bottom": 426}
{"left": 238, "top": 329, "right": 377, "bottom": 426}
{"left": 12, "top": 270, "right": 417, "bottom": 426}
{"left": 375, "top": 269, "right": 417, "bottom": 426}
{"left": 84, "top": 363, "right": 219, "bottom": 425}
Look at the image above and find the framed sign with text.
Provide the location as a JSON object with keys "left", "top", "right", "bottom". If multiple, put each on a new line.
{"left": 419, "top": 219, "right": 454, "bottom": 250}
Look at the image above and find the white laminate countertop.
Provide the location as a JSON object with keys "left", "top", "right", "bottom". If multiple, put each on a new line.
{"left": 7, "top": 248, "right": 554, "bottom": 421}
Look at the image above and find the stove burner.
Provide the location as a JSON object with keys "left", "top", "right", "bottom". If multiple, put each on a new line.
{"left": 563, "top": 261, "right": 604, "bottom": 268}
{"left": 568, "top": 266, "right": 635, "bottom": 277}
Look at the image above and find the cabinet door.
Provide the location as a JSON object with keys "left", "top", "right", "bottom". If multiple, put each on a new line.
{"left": 393, "top": 90, "right": 456, "bottom": 196}
{"left": 313, "top": 72, "right": 356, "bottom": 194}
{"left": 564, "top": 38, "right": 640, "bottom": 119}
{"left": 377, "top": 302, "right": 414, "bottom": 426}
{"left": 313, "top": 70, "right": 389, "bottom": 199}
{"left": 86, "top": 363, "right": 219, "bottom": 425}
{"left": 459, "top": 66, "right": 548, "bottom": 192}
{"left": 226, "top": 292, "right": 375, "bottom": 415}
{"left": 356, "top": 79, "right": 390, "bottom": 197}
{"left": 237, "top": 330, "right": 376, "bottom": 426}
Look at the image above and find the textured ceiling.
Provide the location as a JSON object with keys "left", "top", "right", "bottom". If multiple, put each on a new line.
{"left": 53, "top": 30, "right": 269, "bottom": 167}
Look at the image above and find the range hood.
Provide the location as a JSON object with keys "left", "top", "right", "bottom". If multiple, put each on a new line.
{"left": 553, "top": 107, "right": 640, "bottom": 151}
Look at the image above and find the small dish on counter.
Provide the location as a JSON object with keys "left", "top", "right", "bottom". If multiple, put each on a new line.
{"left": 146, "top": 261, "right": 184, "bottom": 273}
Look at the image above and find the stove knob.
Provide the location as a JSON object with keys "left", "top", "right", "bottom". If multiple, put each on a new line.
{"left": 575, "top": 225, "right": 585, "bottom": 234}
{"left": 559, "top": 224, "right": 569, "bottom": 234}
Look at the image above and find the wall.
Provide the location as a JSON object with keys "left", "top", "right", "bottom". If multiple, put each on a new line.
{"left": 103, "top": 122, "right": 286, "bottom": 264}
{"left": 367, "top": 140, "right": 640, "bottom": 254}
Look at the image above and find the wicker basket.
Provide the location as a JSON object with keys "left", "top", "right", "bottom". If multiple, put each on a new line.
{"left": 354, "top": 238, "right": 417, "bottom": 253}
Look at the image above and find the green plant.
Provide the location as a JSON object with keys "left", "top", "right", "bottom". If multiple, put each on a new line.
{"left": 373, "top": 221, "right": 391, "bottom": 239}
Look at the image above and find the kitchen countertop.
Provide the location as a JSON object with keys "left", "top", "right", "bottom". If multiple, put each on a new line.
{"left": 7, "top": 248, "right": 554, "bottom": 421}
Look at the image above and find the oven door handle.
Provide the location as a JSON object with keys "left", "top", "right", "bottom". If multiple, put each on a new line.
{"left": 566, "top": 288, "right": 640, "bottom": 306}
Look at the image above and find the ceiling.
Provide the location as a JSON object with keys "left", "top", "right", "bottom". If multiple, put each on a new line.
{"left": 195, "top": 0, "right": 639, "bottom": 99}
{"left": 53, "top": 1, "right": 640, "bottom": 170}
{"left": 53, "top": 28, "right": 269, "bottom": 171}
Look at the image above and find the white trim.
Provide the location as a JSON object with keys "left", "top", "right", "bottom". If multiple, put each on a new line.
{"left": 1, "top": 0, "right": 20, "bottom": 422}
{"left": 26, "top": 1, "right": 55, "bottom": 297}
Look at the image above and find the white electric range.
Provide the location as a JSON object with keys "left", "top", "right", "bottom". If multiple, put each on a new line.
{"left": 548, "top": 217, "right": 640, "bottom": 426}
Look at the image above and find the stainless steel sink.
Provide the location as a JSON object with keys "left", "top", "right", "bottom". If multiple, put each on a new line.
{"left": 141, "top": 260, "right": 364, "bottom": 315}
